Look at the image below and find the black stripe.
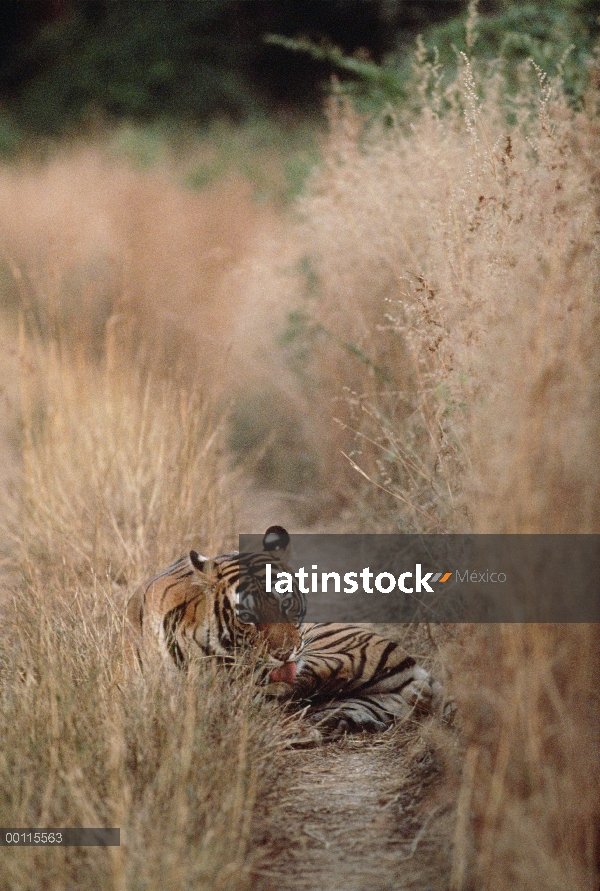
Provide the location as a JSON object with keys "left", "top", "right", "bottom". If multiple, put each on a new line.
{"left": 159, "top": 577, "right": 190, "bottom": 610}
{"left": 303, "top": 627, "right": 363, "bottom": 650}
{"left": 371, "top": 640, "right": 399, "bottom": 677}
{"left": 163, "top": 603, "right": 187, "bottom": 668}
{"left": 353, "top": 655, "right": 417, "bottom": 695}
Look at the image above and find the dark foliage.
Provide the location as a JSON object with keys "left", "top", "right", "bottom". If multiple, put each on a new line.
{"left": 0, "top": 0, "right": 465, "bottom": 135}
{"left": 0, "top": 1, "right": 596, "bottom": 140}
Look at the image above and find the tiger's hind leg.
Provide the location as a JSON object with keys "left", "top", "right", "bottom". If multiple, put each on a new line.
{"left": 301, "top": 674, "right": 443, "bottom": 742}
{"left": 302, "top": 692, "right": 415, "bottom": 741}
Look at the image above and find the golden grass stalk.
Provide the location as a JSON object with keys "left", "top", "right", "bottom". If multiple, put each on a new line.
{"left": 272, "top": 56, "right": 600, "bottom": 888}
{"left": 0, "top": 316, "right": 286, "bottom": 890}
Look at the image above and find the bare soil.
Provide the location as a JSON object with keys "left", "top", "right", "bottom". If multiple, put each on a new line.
{"left": 254, "top": 726, "right": 455, "bottom": 891}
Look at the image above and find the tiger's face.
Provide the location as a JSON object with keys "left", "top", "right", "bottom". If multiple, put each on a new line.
{"left": 186, "top": 525, "right": 304, "bottom": 666}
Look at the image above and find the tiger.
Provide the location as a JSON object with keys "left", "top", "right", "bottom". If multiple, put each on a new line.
{"left": 126, "top": 526, "right": 441, "bottom": 742}
{"left": 125, "top": 525, "right": 304, "bottom": 675}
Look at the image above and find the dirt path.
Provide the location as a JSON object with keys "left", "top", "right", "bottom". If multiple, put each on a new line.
{"left": 254, "top": 725, "right": 455, "bottom": 891}
{"left": 239, "top": 489, "right": 456, "bottom": 891}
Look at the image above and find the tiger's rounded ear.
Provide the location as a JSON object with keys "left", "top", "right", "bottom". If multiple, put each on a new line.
{"left": 263, "top": 525, "right": 290, "bottom": 552}
{"left": 190, "top": 550, "right": 207, "bottom": 571}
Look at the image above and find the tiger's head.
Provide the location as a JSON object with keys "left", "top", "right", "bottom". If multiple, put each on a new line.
{"left": 187, "top": 525, "right": 304, "bottom": 665}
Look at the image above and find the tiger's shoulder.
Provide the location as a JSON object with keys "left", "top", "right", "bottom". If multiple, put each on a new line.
{"left": 124, "top": 553, "right": 199, "bottom": 671}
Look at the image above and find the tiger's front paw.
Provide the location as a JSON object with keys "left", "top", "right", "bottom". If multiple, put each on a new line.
{"left": 286, "top": 727, "right": 324, "bottom": 748}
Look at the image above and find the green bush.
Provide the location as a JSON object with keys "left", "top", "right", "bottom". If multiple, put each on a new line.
{"left": 270, "top": 1, "right": 600, "bottom": 114}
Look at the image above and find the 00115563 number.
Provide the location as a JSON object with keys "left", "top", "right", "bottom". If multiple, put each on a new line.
{"left": 0, "top": 828, "right": 120, "bottom": 846}
{"left": 3, "top": 831, "right": 63, "bottom": 845}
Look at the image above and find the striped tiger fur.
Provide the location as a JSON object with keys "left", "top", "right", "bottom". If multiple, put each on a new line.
{"left": 125, "top": 526, "right": 304, "bottom": 673}
{"left": 269, "top": 623, "right": 442, "bottom": 741}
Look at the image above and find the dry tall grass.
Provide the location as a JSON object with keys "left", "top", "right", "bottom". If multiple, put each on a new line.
{"left": 0, "top": 321, "right": 294, "bottom": 890}
{"left": 0, "top": 607, "right": 285, "bottom": 891}
{"left": 0, "top": 153, "right": 289, "bottom": 889}
{"left": 259, "top": 59, "right": 599, "bottom": 537}
{"left": 0, "top": 146, "right": 280, "bottom": 378}
{"left": 266, "top": 54, "right": 599, "bottom": 889}
{"left": 11, "top": 330, "right": 234, "bottom": 576}
{"left": 448, "top": 624, "right": 600, "bottom": 891}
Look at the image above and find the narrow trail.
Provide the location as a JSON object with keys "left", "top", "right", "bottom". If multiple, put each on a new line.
{"left": 242, "top": 491, "right": 456, "bottom": 891}
{"left": 255, "top": 730, "right": 454, "bottom": 891}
